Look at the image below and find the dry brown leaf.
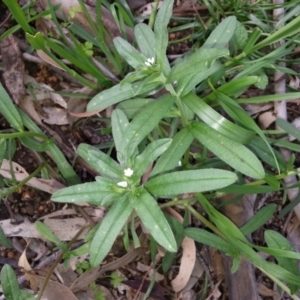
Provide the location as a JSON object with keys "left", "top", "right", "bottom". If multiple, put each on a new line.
{"left": 70, "top": 247, "right": 144, "bottom": 292}
{"left": 258, "top": 111, "right": 276, "bottom": 129}
{"left": 37, "top": 49, "right": 65, "bottom": 71}
{"left": 43, "top": 218, "right": 88, "bottom": 240}
{"left": 69, "top": 109, "right": 104, "bottom": 118}
{"left": 36, "top": 275, "right": 79, "bottom": 300}
{"left": 164, "top": 207, "right": 196, "bottom": 292}
{"left": 137, "top": 262, "right": 164, "bottom": 281}
{"left": 205, "top": 280, "right": 222, "bottom": 300}
{"left": 0, "top": 159, "right": 65, "bottom": 194}
{"left": 0, "top": 217, "right": 86, "bottom": 241}
{"left": 42, "top": 107, "right": 69, "bottom": 125}
{"left": 19, "top": 247, "right": 39, "bottom": 291}
{"left": 258, "top": 283, "right": 276, "bottom": 297}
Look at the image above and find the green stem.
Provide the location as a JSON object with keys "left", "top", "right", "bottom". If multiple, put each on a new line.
{"left": 35, "top": 224, "right": 89, "bottom": 300}
{"left": 0, "top": 131, "right": 50, "bottom": 141}
{"left": 165, "top": 82, "right": 188, "bottom": 126}
{"left": 186, "top": 204, "right": 227, "bottom": 240}
{"left": 0, "top": 162, "right": 47, "bottom": 198}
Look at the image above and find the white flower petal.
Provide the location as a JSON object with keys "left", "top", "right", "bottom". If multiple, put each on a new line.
{"left": 149, "top": 57, "right": 155, "bottom": 64}
{"left": 117, "top": 181, "right": 128, "bottom": 188}
{"left": 124, "top": 168, "right": 134, "bottom": 177}
{"left": 145, "top": 61, "right": 151, "bottom": 67}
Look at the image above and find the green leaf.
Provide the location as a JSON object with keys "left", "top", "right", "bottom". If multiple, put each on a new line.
{"left": 0, "top": 139, "right": 7, "bottom": 168}
{"left": 1, "top": 264, "right": 23, "bottom": 300}
{"left": 2, "top": 0, "right": 34, "bottom": 34}
{"left": 202, "top": 16, "right": 237, "bottom": 49}
{"left": 51, "top": 177, "right": 115, "bottom": 206}
{"left": 216, "top": 91, "right": 279, "bottom": 171}
{"left": 204, "top": 76, "right": 258, "bottom": 101}
{"left": 111, "top": 109, "right": 130, "bottom": 164}
{"left": 154, "top": 0, "right": 174, "bottom": 65}
{"left": 183, "top": 92, "right": 255, "bottom": 144}
{"left": 249, "top": 137, "right": 286, "bottom": 172}
{"left": 168, "top": 49, "right": 229, "bottom": 96}
{"left": 0, "top": 226, "right": 12, "bottom": 249}
{"left": 0, "top": 83, "right": 23, "bottom": 132}
{"left": 77, "top": 144, "right": 121, "bottom": 179}
{"left": 146, "top": 169, "right": 237, "bottom": 197}
{"left": 89, "top": 197, "right": 133, "bottom": 267}
{"left": 133, "top": 188, "right": 177, "bottom": 252}
{"left": 232, "top": 21, "right": 248, "bottom": 50}
{"left": 18, "top": 108, "right": 80, "bottom": 185}
{"left": 184, "top": 228, "right": 233, "bottom": 253}
{"left": 240, "top": 204, "right": 276, "bottom": 236}
{"left": 134, "top": 139, "right": 172, "bottom": 178}
{"left": 162, "top": 214, "right": 184, "bottom": 272}
{"left": 265, "top": 230, "right": 300, "bottom": 294}
{"left": 122, "top": 94, "right": 175, "bottom": 160}
{"left": 116, "top": 98, "right": 151, "bottom": 119}
{"left": 113, "top": 37, "right": 146, "bottom": 69}
{"left": 253, "top": 15, "right": 300, "bottom": 51}
{"left": 218, "top": 184, "right": 278, "bottom": 195}
{"left": 87, "top": 81, "right": 160, "bottom": 112}
{"left": 151, "top": 127, "right": 193, "bottom": 176}
{"left": 134, "top": 23, "right": 156, "bottom": 59}
{"left": 190, "top": 121, "right": 265, "bottom": 179}
{"left": 276, "top": 118, "right": 300, "bottom": 142}
{"left": 35, "top": 221, "right": 61, "bottom": 245}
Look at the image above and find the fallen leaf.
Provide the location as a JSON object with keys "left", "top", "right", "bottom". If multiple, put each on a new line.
{"left": 0, "top": 159, "right": 65, "bottom": 194}
{"left": 164, "top": 207, "right": 196, "bottom": 292}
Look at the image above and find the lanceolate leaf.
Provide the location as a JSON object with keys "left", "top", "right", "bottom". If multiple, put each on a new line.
{"left": 265, "top": 230, "right": 300, "bottom": 288}
{"left": 240, "top": 204, "right": 276, "bottom": 236}
{"left": 89, "top": 197, "right": 133, "bottom": 267}
{"left": 151, "top": 127, "right": 193, "bottom": 176}
{"left": 134, "top": 23, "right": 156, "bottom": 59}
{"left": 51, "top": 177, "right": 115, "bottom": 205}
{"left": 202, "top": 16, "right": 237, "bottom": 49}
{"left": 35, "top": 221, "right": 61, "bottom": 245}
{"left": 18, "top": 108, "right": 80, "bottom": 185}
{"left": 1, "top": 265, "right": 22, "bottom": 300}
{"left": 276, "top": 118, "right": 300, "bottom": 141}
{"left": 78, "top": 144, "right": 121, "bottom": 179}
{"left": 114, "top": 37, "right": 146, "bottom": 69}
{"left": 0, "top": 226, "right": 12, "bottom": 249}
{"left": 133, "top": 188, "right": 177, "bottom": 252}
{"left": 146, "top": 169, "right": 237, "bottom": 197}
{"left": 204, "top": 76, "right": 258, "bottom": 101}
{"left": 122, "top": 94, "right": 175, "bottom": 160}
{"left": 249, "top": 137, "right": 286, "bottom": 172}
{"left": 183, "top": 92, "right": 254, "bottom": 144}
{"left": 116, "top": 98, "right": 151, "bottom": 119}
{"left": 134, "top": 139, "right": 172, "bottom": 178}
{"left": 111, "top": 109, "right": 130, "bottom": 164}
{"left": 168, "top": 49, "right": 228, "bottom": 96}
{"left": 87, "top": 81, "right": 160, "bottom": 112}
{"left": 190, "top": 121, "right": 265, "bottom": 179}
{"left": 154, "top": 0, "right": 174, "bottom": 64}
{"left": 0, "top": 83, "right": 23, "bottom": 132}
{"left": 184, "top": 228, "right": 233, "bottom": 253}
{"left": 0, "top": 139, "right": 6, "bottom": 169}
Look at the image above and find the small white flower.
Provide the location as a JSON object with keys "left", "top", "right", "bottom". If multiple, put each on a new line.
{"left": 145, "top": 57, "right": 155, "bottom": 67}
{"left": 178, "top": 160, "right": 182, "bottom": 167}
{"left": 117, "top": 181, "right": 128, "bottom": 188}
{"left": 124, "top": 168, "right": 134, "bottom": 177}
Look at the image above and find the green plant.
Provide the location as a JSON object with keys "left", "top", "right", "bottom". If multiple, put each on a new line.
{"left": 0, "top": 264, "right": 35, "bottom": 300}
{"left": 50, "top": 0, "right": 300, "bottom": 296}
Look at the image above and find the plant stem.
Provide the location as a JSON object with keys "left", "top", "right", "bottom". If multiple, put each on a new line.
{"left": 186, "top": 204, "right": 227, "bottom": 240}
{"left": 35, "top": 224, "right": 89, "bottom": 300}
